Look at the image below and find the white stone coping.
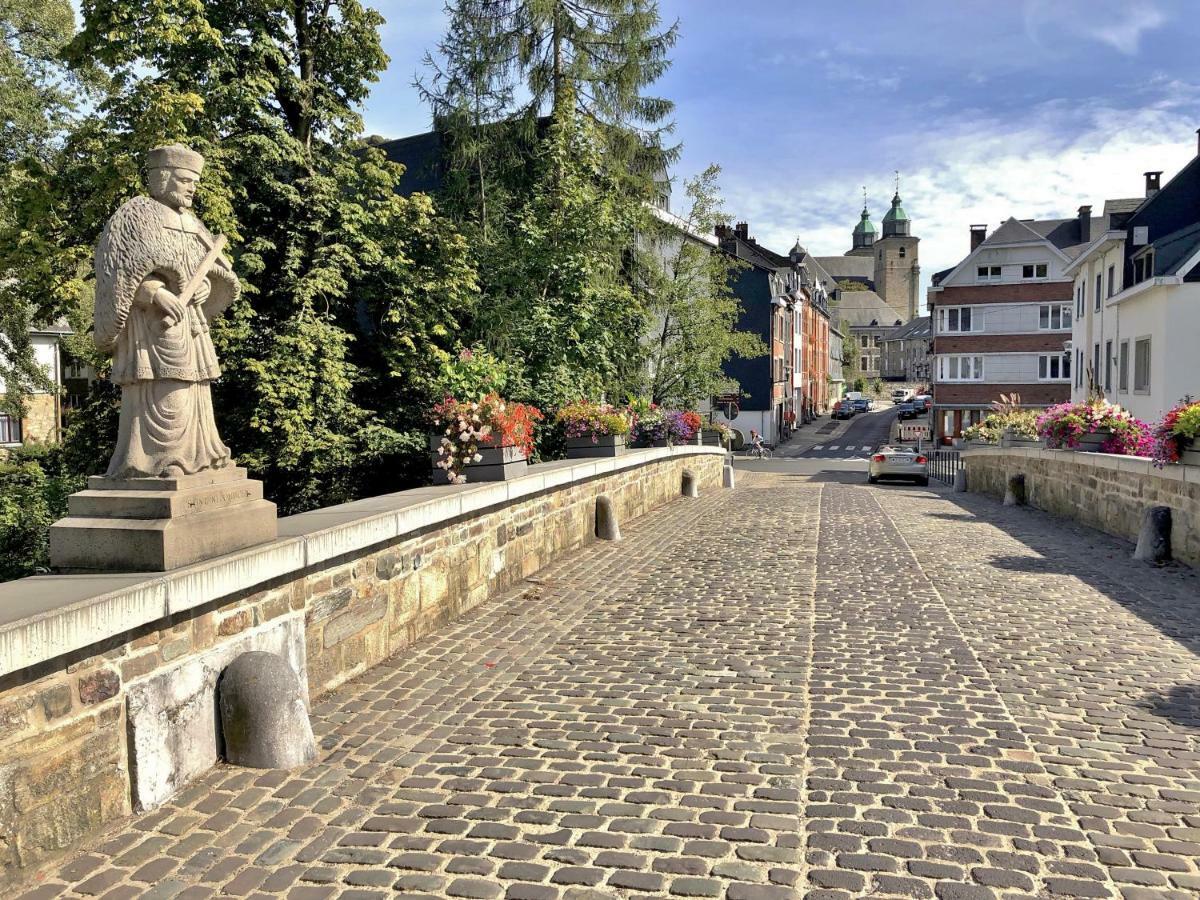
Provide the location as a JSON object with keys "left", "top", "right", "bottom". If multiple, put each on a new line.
{"left": 0, "top": 446, "right": 726, "bottom": 678}
{"left": 960, "top": 446, "right": 1200, "bottom": 483}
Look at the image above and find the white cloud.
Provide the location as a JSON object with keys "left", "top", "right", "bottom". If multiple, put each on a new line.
{"left": 1023, "top": 0, "right": 1167, "bottom": 55}
{"left": 720, "top": 83, "right": 1199, "bottom": 313}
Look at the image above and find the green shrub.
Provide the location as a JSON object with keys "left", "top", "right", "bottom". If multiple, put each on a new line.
{"left": 0, "top": 444, "right": 84, "bottom": 581}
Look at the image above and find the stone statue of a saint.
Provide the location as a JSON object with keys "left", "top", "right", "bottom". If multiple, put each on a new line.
{"left": 94, "top": 143, "right": 240, "bottom": 478}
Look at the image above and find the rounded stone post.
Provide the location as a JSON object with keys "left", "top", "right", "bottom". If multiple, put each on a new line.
{"left": 681, "top": 469, "right": 699, "bottom": 499}
{"left": 1003, "top": 473, "right": 1026, "bottom": 507}
{"left": 1133, "top": 505, "right": 1172, "bottom": 564}
{"left": 218, "top": 651, "right": 316, "bottom": 769}
{"left": 595, "top": 495, "right": 621, "bottom": 541}
{"left": 953, "top": 469, "right": 967, "bottom": 493}
{"left": 722, "top": 458, "right": 736, "bottom": 489}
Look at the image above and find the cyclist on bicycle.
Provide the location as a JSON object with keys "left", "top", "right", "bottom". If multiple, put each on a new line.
{"left": 749, "top": 429, "right": 765, "bottom": 454}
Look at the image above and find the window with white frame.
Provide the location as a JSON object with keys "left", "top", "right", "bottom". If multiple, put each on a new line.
{"left": 1038, "top": 354, "right": 1071, "bottom": 381}
{"left": 976, "top": 265, "right": 1001, "bottom": 282}
{"left": 1134, "top": 338, "right": 1151, "bottom": 393}
{"left": 1038, "top": 304, "right": 1072, "bottom": 330}
{"left": 937, "top": 306, "right": 979, "bottom": 333}
{"left": 1022, "top": 263, "right": 1048, "bottom": 279}
{"left": 1076, "top": 283, "right": 1084, "bottom": 318}
{"left": 0, "top": 415, "right": 21, "bottom": 445}
{"left": 938, "top": 355, "right": 984, "bottom": 381}
{"left": 1118, "top": 340, "right": 1129, "bottom": 392}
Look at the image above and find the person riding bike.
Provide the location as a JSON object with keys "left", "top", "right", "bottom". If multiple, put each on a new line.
{"left": 750, "top": 429, "right": 765, "bottom": 454}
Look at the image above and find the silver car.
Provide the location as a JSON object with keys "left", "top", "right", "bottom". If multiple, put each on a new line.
{"left": 867, "top": 445, "right": 929, "bottom": 486}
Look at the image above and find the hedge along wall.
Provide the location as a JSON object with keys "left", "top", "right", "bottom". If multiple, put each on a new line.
{"left": 963, "top": 446, "right": 1200, "bottom": 566}
{"left": 0, "top": 447, "right": 725, "bottom": 879}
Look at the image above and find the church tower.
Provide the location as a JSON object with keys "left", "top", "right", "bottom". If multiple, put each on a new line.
{"left": 846, "top": 200, "right": 876, "bottom": 258}
{"left": 873, "top": 185, "right": 920, "bottom": 323}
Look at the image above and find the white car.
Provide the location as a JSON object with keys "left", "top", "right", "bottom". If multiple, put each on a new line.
{"left": 867, "top": 445, "right": 929, "bottom": 486}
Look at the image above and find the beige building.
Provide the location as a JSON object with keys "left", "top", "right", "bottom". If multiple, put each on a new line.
{"left": 0, "top": 325, "right": 75, "bottom": 448}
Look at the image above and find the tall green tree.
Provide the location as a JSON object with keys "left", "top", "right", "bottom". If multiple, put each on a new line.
{"left": 479, "top": 110, "right": 646, "bottom": 408}
{"left": 640, "top": 165, "right": 764, "bottom": 407}
{"left": 0, "top": 0, "right": 478, "bottom": 512}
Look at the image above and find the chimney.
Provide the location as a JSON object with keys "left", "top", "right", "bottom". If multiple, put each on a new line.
{"left": 1144, "top": 171, "right": 1162, "bottom": 198}
{"left": 714, "top": 223, "right": 732, "bottom": 240}
{"left": 734, "top": 222, "right": 749, "bottom": 241}
{"left": 1078, "top": 205, "right": 1092, "bottom": 244}
{"left": 969, "top": 224, "right": 987, "bottom": 251}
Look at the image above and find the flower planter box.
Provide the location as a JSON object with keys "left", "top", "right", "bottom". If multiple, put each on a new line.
{"left": 951, "top": 438, "right": 965, "bottom": 450}
{"left": 1074, "top": 429, "right": 1112, "bottom": 451}
{"left": 964, "top": 440, "right": 992, "bottom": 450}
{"left": 565, "top": 433, "right": 626, "bottom": 458}
{"left": 430, "top": 435, "right": 528, "bottom": 483}
{"left": 1179, "top": 438, "right": 1200, "bottom": 466}
{"left": 702, "top": 432, "right": 727, "bottom": 448}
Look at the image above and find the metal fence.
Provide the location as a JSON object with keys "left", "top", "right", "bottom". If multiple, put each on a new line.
{"left": 928, "top": 449, "right": 962, "bottom": 486}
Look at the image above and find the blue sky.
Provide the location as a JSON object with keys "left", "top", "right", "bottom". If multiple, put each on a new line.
{"left": 365, "top": 0, "right": 1200, "bottom": 305}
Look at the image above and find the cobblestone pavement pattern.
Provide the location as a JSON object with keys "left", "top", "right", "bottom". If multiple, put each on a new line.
{"left": 16, "top": 473, "right": 1200, "bottom": 900}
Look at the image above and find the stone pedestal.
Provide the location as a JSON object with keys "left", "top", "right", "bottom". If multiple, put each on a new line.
{"left": 49, "top": 467, "right": 277, "bottom": 572}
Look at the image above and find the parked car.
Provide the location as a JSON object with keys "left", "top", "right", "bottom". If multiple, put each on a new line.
{"left": 831, "top": 400, "right": 853, "bottom": 419}
{"left": 868, "top": 445, "right": 929, "bottom": 486}
{"left": 851, "top": 398, "right": 870, "bottom": 414}
{"left": 910, "top": 395, "right": 931, "bottom": 415}
{"left": 895, "top": 401, "right": 917, "bottom": 420}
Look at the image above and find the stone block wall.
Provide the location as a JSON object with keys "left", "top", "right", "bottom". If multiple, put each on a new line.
{"left": 0, "top": 450, "right": 721, "bottom": 877}
{"left": 964, "top": 447, "right": 1200, "bottom": 566}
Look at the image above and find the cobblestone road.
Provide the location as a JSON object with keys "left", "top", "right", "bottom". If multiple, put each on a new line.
{"left": 17, "top": 473, "right": 1200, "bottom": 900}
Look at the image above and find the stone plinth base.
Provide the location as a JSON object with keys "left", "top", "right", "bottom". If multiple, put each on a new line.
{"left": 49, "top": 467, "right": 277, "bottom": 572}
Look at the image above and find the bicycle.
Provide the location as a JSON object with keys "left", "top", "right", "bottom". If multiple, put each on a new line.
{"left": 744, "top": 443, "right": 774, "bottom": 460}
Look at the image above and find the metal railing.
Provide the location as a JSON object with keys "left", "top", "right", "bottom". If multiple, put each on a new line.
{"left": 927, "top": 449, "right": 962, "bottom": 486}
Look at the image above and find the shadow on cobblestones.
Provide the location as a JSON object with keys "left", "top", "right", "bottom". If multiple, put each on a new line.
{"left": 1142, "top": 684, "right": 1200, "bottom": 729}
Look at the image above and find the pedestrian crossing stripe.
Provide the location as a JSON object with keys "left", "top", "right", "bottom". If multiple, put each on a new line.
{"left": 813, "top": 445, "right": 824, "bottom": 451}
{"left": 828, "top": 445, "right": 839, "bottom": 450}
{"left": 862, "top": 445, "right": 871, "bottom": 451}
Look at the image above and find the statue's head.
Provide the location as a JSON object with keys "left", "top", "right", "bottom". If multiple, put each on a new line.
{"left": 146, "top": 143, "right": 204, "bottom": 211}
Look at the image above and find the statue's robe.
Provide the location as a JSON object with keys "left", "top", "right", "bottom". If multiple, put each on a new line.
{"left": 94, "top": 195, "right": 240, "bottom": 478}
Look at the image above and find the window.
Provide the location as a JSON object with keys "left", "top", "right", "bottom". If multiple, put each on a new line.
{"left": 1076, "top": 349, "right": 1084, "bottom": 388}
{"left": 860, "top": 335, "right": 869, "bottom": 348}
{"left": 976, "top": 265, "right": 1001, "bottom": 282}
{"left": 899, "top": 246, "right": 906, "bottom": 258}
{"left": 1095, "top": 273, "right": 1102, "bottom": 311}
{"left": 1107, "top": 265, "right": 1116, "bottom": 298}
{"left": 1039, "top": 304, "right": 1071, "bottom": 330}
{"left": 1094, "top": 343, "right": 1101, "bottom": 390}
{"left": 938, "top": 306, "right": 977, "bottom": 333}
{"left": 0, "top": 415, "right": 21, "bottom": 445}
{"left": 1038, "top": 354, "right": 1070, "bottom": 381}
{"left": 1134, "top": 338, "right": 1151, "bottom": 393}
{"left": 938, "top": 355, "right": 984, "bottom": 381}
{"left": 1119, "top": 340, "right": 1129, "bottom": 392}
{"left": 1022, "top": 263, "right": 1048, "bottom": 279}
{"left": 1105, "top": 340, "right": 1113, "bottom": 392}
{"left": 873, "top": 335, "right": 882, "bottom": 347}
{"left": 1076, "top": 283, "right": 1084, "bottom": 318}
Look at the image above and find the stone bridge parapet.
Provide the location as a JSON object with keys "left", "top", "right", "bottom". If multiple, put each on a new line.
{"left": 963, "top": 446, "right": 1200, "bottom": 566}
{"left": 0, "top": 447, "right": 724, "bottom": 877}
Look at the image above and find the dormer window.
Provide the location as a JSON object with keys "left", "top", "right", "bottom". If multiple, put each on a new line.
{"left": 1022, "top": 263, "right": 1048, "bottom": 279}
{"left": 976, "top": 265, "right": 1001, "bottom": 282}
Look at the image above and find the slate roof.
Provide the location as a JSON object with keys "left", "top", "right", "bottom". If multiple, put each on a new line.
{"left": 832, "top": 289, "right": 901, "bottom": 328}
{"left": 813, "top": 255, "right": 874, "bottom": 283}
{"left": 374, "top": 129, "right": 446, "bottom": 196}
{"left": 885, "top": 315, "right": 931, "bottom": 341}
{"left": 1149, "top": 221, "right": 1200, "bottom": 276}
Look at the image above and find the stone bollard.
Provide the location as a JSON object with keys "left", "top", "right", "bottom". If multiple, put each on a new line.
{"left": 722, "top": 457, "right": 736, "bottom": 489}
{"left": 681, "top": 469, "right": 699, "bottom": 498}
{"left": 1003, "top": 473, "right": 1026, "bottom": 507}
{"left": 1133, "top": 505, "right": 1172, "bottom": 564}
{"left": 595, "top": 495, "right": 621, "bottom": 541}
{"left": 218, "top": 651, "right": 316, "bottom": 770}
{"left": 953, "top": 468, "right": 967, "bottom": 493}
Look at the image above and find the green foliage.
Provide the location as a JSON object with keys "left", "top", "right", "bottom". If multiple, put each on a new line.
{"left": 434, "top": 347, "right": 517, "bottom": 401}
{"left": 475, "top": 111, "right": 647, "bottom": 409}
{"left": 842, "top": 337, "right": 860, "bottom": 381}
{"left": 837, "top": 279, "right": 868, "bottom": 292}
{"left": 0, "top": 443, "right": 83, "bottom": 580}
{"left": 639, "top": 165, "right": 764, "bottom": 406}
{"left": 852, "top": 377, "right": 865, "bottom": 393}
{"left": 962, "top": 410, "right": 1039, "bottom": 444}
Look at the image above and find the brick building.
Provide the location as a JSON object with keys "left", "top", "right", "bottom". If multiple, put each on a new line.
{"left": 928, "top": 213, "right": 1109, "bottom": 443}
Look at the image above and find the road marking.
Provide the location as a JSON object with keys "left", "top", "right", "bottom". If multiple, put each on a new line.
{"left": 862, "top": 445, "right": 871, "bottom": 451}
{"left": 828, "top": 445, "right": 839, "bottom": 450}
{"left": 813, "top": 445, "right": 824, "bottom": 451}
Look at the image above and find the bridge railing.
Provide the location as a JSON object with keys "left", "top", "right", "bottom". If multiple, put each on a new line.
{"left": 928, "top": 449, "right": 962, "bottom": 486}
